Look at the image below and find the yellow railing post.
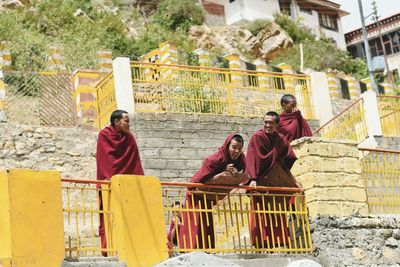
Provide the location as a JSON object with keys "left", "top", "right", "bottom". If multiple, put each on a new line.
{"left": 0, "top": 169, "right": 64, "bottom": 267}
{"left": 225, "top": 72, "right": 234, "bottom": 115}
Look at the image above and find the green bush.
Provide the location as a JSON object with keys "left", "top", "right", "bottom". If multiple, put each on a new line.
{"left": 245, "top": 19, "right": 272, "bottom": 36}
{"left": 271, "top": 39, "right": 368, "bottom": 79}
{"left": 153, "top": 0, "right": 205, "bottom": 31}
{"left": 273, "top": 12, "right": 315, "bottom": 43}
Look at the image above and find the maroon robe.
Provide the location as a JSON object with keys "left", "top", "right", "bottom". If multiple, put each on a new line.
{"left": 178, "top": 134, "right": 246, "bottom": 250}
{"left": 245, "top": 129, "right": 297, "bottom": 249}
{"left": 96, "top": 125, "right": 144, "bottom": 254}
{"left": 276, "top": 110, "right": 312, "bottom": 143}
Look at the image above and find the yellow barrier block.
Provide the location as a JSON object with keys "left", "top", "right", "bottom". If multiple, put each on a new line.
{"left": 0, "top": 101, "right": 4, "bottom": 109}
{"left": 0, "top": 169, "right": 64, "bottom": 267}
{"left": 111, "top": 175, "right": 168, "bottom": 267}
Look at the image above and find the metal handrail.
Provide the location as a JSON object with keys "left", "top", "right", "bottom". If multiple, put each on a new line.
{"left": 313, "top": 98, "right": 363, "bottom": 135}
{"left": 358, "top": 147, "right": 400, "bottom": 154}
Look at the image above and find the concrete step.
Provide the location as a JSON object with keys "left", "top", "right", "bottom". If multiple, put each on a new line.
{"left": 62, "top": 257, "right": 126, "bottom": 267}
{"left": 154, "top": 252, "right": 322, "bottom": 267}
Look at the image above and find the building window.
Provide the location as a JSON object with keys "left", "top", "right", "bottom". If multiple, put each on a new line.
{"left": 278, "top": 0, "right": 291, "bottom": 16}
{"left": 299, "top": 6, "right": 312, "bottom": 15}
{"left": 369, "top": 38, "right": 383, "bottom": 57}
{"left": 391, "top": 31, "right": 400, "bottom": 53}
{"left": 319, "top": 13, "right": 338, "bottom": 32}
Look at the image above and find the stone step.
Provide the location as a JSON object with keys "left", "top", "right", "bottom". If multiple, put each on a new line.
{"left": 62, "top": 257, "right": 126, "bottom": 267}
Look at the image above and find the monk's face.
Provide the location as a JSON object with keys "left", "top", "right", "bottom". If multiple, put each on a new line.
{"left": 228, "top": 139, "right": 243, "bottom": 161}
{"left": 264, "top": 115, "right": 278, "bottom": 134}
{"left": 115, "top": 113, "right": 131, "bottom": 134}
{"left": 282, "top": 98, "right": 297, "bottom": 113}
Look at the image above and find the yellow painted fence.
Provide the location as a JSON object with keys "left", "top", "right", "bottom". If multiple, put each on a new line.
{"left": 360, "top": 148, "right": 400, "bottom": 214}
{"left": 313, "top": 98, "right": 368, "bottom": 142}
{"left": 162, "top": 182, "right": 312, "bottom": 254}
{"left": 130, "top": 62, "right": 315, "bottom": 120}
{"left": 378, "top": 95, "right": 400, "bottom": 137}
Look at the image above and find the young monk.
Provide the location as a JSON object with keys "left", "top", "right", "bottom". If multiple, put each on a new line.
{"left": 245, "top": 111, "right": 297, "bottom": 249}
{"left": 167, "top": 201, "right": 183, "bottom": 248}
{"left": 276, "top": 94, "right": 312, "bottom": 143}
{"left": 178, "top": 134, "right": 247, "bottom": 250}
{"left": 96, "top": 110, "right": 144, "bottom": 256}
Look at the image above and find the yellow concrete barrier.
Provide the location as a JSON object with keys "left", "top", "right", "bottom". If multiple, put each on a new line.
{"left": 0, "top": 169, "right": 64, "bottom": 267}
{"left": 111, "top": 175, "right": 168, "bottom": 267}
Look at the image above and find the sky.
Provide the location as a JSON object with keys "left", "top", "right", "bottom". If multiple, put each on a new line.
{"left": 334, "top": 0, "right": 400, "bottom": 33}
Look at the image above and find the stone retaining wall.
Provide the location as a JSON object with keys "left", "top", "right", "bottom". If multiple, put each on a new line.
{"left": 312, "top": 216, "right": 400, "bottom": 267}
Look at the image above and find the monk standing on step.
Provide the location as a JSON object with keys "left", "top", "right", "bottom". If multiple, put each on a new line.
{"left": 245, "top": 111, "right": 297, "bottom": 250}
{"left": 276, "top": 94, "right": 312, "bottom": 143}
{"left": 96, "top": 109, "right": 144, "bottom": 256}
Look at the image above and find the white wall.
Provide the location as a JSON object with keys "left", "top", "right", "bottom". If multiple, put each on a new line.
{"left": 223, "top": 0, "right": 245, "bottom": 25}
{"left": 243, "top": 0, "right": 280, "bottom": 22}
{"left": 387, "top": 53, "right": 400, "bottom": 72}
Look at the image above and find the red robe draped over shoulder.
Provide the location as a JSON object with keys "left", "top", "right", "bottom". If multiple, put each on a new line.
{"left": 96, "top": 125, "right": 144, "bottom": 180}
{"left": 276, "top": 110, "right": 312, "bottom": 143}
{"left": 179, "top": 134, "right": 246, "bottom": 250}
{"left": 96, "top": 125, "right": 144, "bottom": 255}
{"left": 245, "top": 129, "right": 297, "bottom": 249}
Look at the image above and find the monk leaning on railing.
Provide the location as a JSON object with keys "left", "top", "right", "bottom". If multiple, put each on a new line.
{"left": 178, "top": 134, "right": 249, "bottom": 250}
{"left": 245, "top": 111, "right": 299, "bottom": 249}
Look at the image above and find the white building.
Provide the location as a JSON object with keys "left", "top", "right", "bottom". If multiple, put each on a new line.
{"left": 201, "top": 0, "right": 349, "bottom": 49}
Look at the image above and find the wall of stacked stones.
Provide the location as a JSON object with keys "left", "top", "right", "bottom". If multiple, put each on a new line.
{"left": 311, "top": 216, "right": 400, "bottom": 267}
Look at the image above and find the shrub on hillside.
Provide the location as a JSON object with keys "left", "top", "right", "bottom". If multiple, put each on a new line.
{"left": 245, "top": 19, "right": 272, "bottom": 36}
{"left": 273, "top": 12, "right": 315, "bottom": 43}
{"left": 153, "top": 0, "right": 205, "bottom": 31}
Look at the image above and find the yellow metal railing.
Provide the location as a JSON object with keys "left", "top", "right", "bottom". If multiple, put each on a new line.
{"left": 62, "top": 178, "right": 114, "bottom": 258}
{"left": 162, "top": 182, "right": 312, "bottom": 254}
{"left": 378, "top": 95, "right": 400, "bottom": 137}
{"left": 313, "top": 98, "right": 368, "bottom": 142}
{"left": 359, "top": 148, "right": 400, "bottom": 214}
{"left": 131, "top": 62, "right": 315, "bottom": 119}
{"left": 94, "top": 72, "right": 117, "bottom": 129}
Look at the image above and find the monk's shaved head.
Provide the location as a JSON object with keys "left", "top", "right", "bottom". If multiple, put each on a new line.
{"left": 281, "top": 94, "right": 296, "bottom": 105}
{"left": 110, "top": 110, "right": 128, "bottom": 126}
{"left": 265, "top": 111, "right": 280, "bottom": 124}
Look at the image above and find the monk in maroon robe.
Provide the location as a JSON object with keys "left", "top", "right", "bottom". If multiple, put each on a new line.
{"left": 178, "top": 134, "right": 246, "bottom": 251}
{"left": 276, "top": 94, "right": 312, "bottom": 143}
{"left": 246, "top": 111, "right": 297, "bottom": 250}
{"left": 96, "top": 110, "right": 144, "bottom": 255}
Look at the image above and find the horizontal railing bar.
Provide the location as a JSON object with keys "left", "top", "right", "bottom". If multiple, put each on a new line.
{"left": 61, "top": 178, "right": 110, "bottom": 185}
{"left": 378, "top": 95, "right": 400, "bottom": 99}
{"left": 380, "top": 109, "right": 400, "bottom": 119}
{"left": 358, "top": 147, "right": 400, "bottom": 154}
{"left": 130, "top": 61, "right": 309, "bottom": 78}
{"left": 161, "top": 181, "right": 303, "bottom": 193}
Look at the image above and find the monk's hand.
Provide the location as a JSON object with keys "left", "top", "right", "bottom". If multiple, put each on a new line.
{"left": 226, "top": 164, "right": 238, "bottom": 176}
{"left": 292, "top": 107, "right": 298, "bottom": 113}
{"left": 249, "top": 180, "right": 257, "bottom": 187}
